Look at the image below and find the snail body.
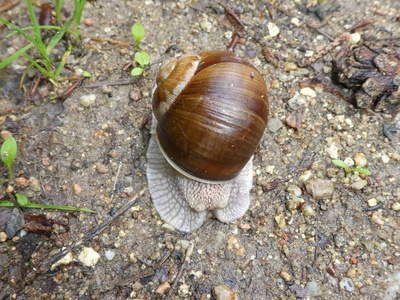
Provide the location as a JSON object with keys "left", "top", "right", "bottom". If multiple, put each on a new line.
{"left": 146, "top": 50, "right": 269, "bottom": 232}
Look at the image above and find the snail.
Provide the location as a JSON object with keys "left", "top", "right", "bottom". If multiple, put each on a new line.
{"left": 146, "top": 50, "right": 269, "bottom": 232}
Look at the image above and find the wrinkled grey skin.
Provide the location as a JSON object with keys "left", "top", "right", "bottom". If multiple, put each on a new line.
{"left": 146, "top": 119, "right": 253, "bottom": 232}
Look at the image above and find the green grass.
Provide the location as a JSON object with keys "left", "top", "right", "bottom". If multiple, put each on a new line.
{"left": 0, "top": 0, "right": 86, "bottom": 81}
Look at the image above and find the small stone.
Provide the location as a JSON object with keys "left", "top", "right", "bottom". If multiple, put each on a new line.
{"left": 299, "top": 170, "right": 313, "bottom": 183}
{"left": 101, "top": 85, "right": 112, "bottom": 94}
{"left": 265, "top": 165, "right": 275, "bottom": 174}
{"left": 285, "top": 111, "right": 302, "bottom": 130}
{"left": 84, "top": 19, "right": 93, "bottom": 26}
{"left": 213, "top": 285, "right": 235, "bottom": 300}
{"left": 371, "top": 211, "right": 384, "bottom": 225}
{"left": 129, "top": 253, "right": 138, "bottom": 263}
{"left": 344, "top": 157, "right": 355, "bottom": 167}
{"left": 226, "top": 236, "right": 239, "bottom": 251}
{"left": 132, "top": 281, "right": 144, "bottom": 292}
{"left": 239, "top": 223, "right": 251, "bottom": 231}
{"left": 15, "top": 177, "right": 29, "bottom": 189}
{"left": 29, "top": 177, "right": 41, "bottom": 192}
{"left": 287, "top": 185, "right": 302, "bottom": 197}
{"left": 105, "top": 250, "right": 115, "bottom": 260}
{"left": 323, "top": 65, "right": 332, "bottom": 73}
{"left": 346, "top": 268, "right": 357, "bottom": 278}
{"left": 157, "top": 281, "right": 171, "bottom": 294}
{"left": 270, "top": 79, "right": 280, "bottom": 89}
{"left": 339, "top": 277, "right": 355, "bottom": 293}
{"left": 0, "top": 231, "right": 8, "bottom": 242}
{"left": 235, "top": 247, "right": 245, "bottom": 256}
{"left": 161, "top": 223, "right": 175, "bottom": 231}
{"left": 267, "top": 22, "right": 280, "bottom": 37}
{"left": 51, "top": 252, "right": 73, "bottom": 271}
{"left": 301, "top": 204, "right": 316, "bottom": 217}
{"left": 267, "top": 118, "right": 283, "bottom": 133}
{"left": 178, "top": 283, "right": 190, "bottom": 297}
{"left": 391, "top": 202, "right": 400, "bottom": 211}
{"left": 275, "top": 213, "right": 286, "bottom": 229}
{"left": 305, "top": 50, "right": 314, "bottom": 57}
{"left": 1, "top": 130, "right": 12, "bottom": 140}
{"left": 109, "top": 149, "right": 118, "bottom": 158}
{"left": 350, "top": 179, "right": 367, "bottom": 190}
{"left": 382, "top": 153, "right": 390, "bottom": 163}
{"left": 79, "top": 94, "right": 96, "bottom": 107}
{"left": 200, "top": 16, "right": 212, "bottom": 32}
{"left": 78, "top": 247, "right": 100, "bottom": 267}
{"left": 326, "top": 142, "right": 339, "bottom": 158}
{"left": 5, "top": 208, "right": 24, "bottom": 238}
{"left": 305, "top": 179, "right": 334, "bottom": 200}
{"left": 286, "top": 197, "right": 302, "bottom": 211}
{"left": 72, "top": 184, "right": 82, "bottom": 195}
{"left": 291, "top": 17, "right": 301, "bottom": 26}
{"left": 280, "top": 271, "right": 292, "bottom": 282}
{"left": 285, "top": 62, "right": 298, "bottom": 71}
{"left": 288, "top": 93, "right": 307, "bottom": 110}
{"left": 300, "top": 87, "right": 316, "bottom": 97}
{"left": 362, "top": 240, "right": 375, "bottom": 252}
{"left": 354, "top": 153, "right": 367, "bottom": 167}
{"left": 307, "top": 282, "right": 322, "bottom": 297}
{"left": 367, "top": 198, "right": 378, "bottom": 207}
{"left": 96, "top": 163, "right": 108, "bottom": 174}
{"left": 292, "top": 68, "right": 310, "bottom": 77}
{"left": 224, "top": 31, "right": 233, "bottom": 40}
{"left": 349, "top": 32, "right": 361, "bottom": 45}
{"left": 129, "top": 89, "right": 140, "bottom": 101}
{"left": 177, "top": 239, "right": 190, "bottom": 250}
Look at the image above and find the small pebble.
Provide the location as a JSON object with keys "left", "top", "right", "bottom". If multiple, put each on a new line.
{"left": 300, "top": 87, "right": 316, "bottom": 98}
{"left": 80, "top": 94, "right": 96, "bottom": 107}
{"left": 51, "top": 252, "right": 73, "bottom": 271}
{"left": 270, "top": 79, "right": 280, "bottom": 89}
{"left": 288, "top": 93, "right": 307, "bottom": 110}
{"left": 305, "top": 179, "right": 334, "bottom": 200}
{"left": 392, "top": 202, "right": 400, "bottom": 211}
{"left": 368, "top": 198, "right": 378, "bottom": 207}
{"left": 280, "top": 271, "right": 292, "bottom": 282}
{"left": 350, "top": 179, "right": 367, "bottom": 190}
{"left": 301, "top": 204, "right": 316, "bottom": 217}
{"left": 299, "top": 170, "right": 313, "bottom": 183}
{"left": 157, "top": 282, "right": 171, "bottom": 294}
{"left": 129, "top": 89, "right": 140, "bottom": 101}
{"left": 267, "top": 22, "right": 280, "bottom": 37}
{"left": 78, "top": 247, "right": 100, "bottom": 267}
{"left": 354, "top": 153, "right": 367, "bottom": 167}
{"left": 0, "top": 232, "right": 8, "bottom": 242}
{"left": 132, "top": 281, "right": 144, "bottom": 291}
{"left": 344, "top": 157, "right": 355, "bottom": 167}
{"left": 339, "top": 277, "right": 355, "bottom": 293}
{"left": 285, "top": 111, "right": 302, "bottom": 130}
{"left": 346, "top": 268, "right": 357, "bottom": 278}
{"left": 265, "top": 165, "right": 275, "bottom": 174}
{"left": 72, "top": 184, "right": 82, "bottom": 195}
{"left": 105, "top": 250, "right": 115, "bottom": 260}
{"left": 213, "top": 285, "right": 235, "bottom": 300}
{"left": 96, "top": 163, "right": 108, "bottom": 174}
{"left": 349, "top": 32, "right": 361, "bottom": 45}
{"left": 307, "top": 281, "right": 322, "bottom": 297}
{"left": 267, "top": 118, "right": 283, "bottom": 133}
{"left": 291, "top": 17, "right": 301, "bottom": 26}
{"left": 235, "top": 247, "right": 245, "bottom": 256}
{"left": 15, "top": 177, "right": 29, "bottom": 189}
{"left": 226, "top": 236, "right": 239, "bottom": 251}
{"left": 285, "top": 62, "right": 298, "bottom": 71}
{"left": 381, "top": 153, "right": 390, "bottom": 164}
{"left": 371, "top": 211, "right": 384, "bottom": 225}
{"left": 0, "top": 130, "right": 12, "bottom": 140}
{"left": 161, "top": 223, "right": 175, "bottom": 231}
{"left": 29, "top": 177, "right": 41, "bottom": 192}
{"left": 200, "top": 16, "right": 212, "bottom": 32}
{"left": 178, "top": 283, "right": 190, "bottom": 297}
{"left": 84, "top": 19, "right": 93, "bottom": 26}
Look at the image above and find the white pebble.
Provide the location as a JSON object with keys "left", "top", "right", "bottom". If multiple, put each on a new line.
{"left": 267, "top": 22, "right": 280, "bottom": 37}
{"left": 344, "top": 157, "right": 355, "bottom": 167}
{"left": 265, "top": 165, "right": 275, "bottom": 174}
{"left": 80, "top": 94, "right": 96, "bottom": 107}
{"left": 382, "top": 154, "right": 390, "bottom": 164}
{"left": 305, "top": 50, "right": 314, "bottom": 57}
{"left": 326, "top": 143, "right": 339, "bottom": 159}
{"left": 51, "top": 252, "right": 74, "bottom": 271}
{"left": 299, "top": 170, "right": 313, "bottom": 183}
{"left": 105, "top": 250, "right": 116, "bottom": 260}
{"left": 78, "top": 247, "right": 100, "bottom": 267}
{"left": 349, "top": 32, "right": 361, "bottom": 45}
{"left": 368, "top": 198, "right": 378, "bottom": 207}
{"left": 391, "top": 203, "right": 400, "bottom": 211}
{"left": 300, "top": 87, "right": 316, "bottom": 98}
{"left": 291, "top": 17, "right": 301, "bottom": 27}
{"left": 224, "top": 31, "right": 233, "bottom": 40}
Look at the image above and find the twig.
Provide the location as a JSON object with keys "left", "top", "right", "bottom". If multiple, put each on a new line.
{"left": 83, "top": 36, "right": 131, "bottom": 47}
{"left": 49, "top": 189, "right": 145, "bottom": 268}
{"left": 305, "top": 22, "right": 334, "bottom": 41}
{"left": 227, "top": 31, "right": 240, "bottom": 51}
{"left": 110, "top": 162, "right": 122, "bottom": 203}
{"left": 219, "top": 2, "right": 245, "bottom": 29}
{"left": 166, "top": 242, "right": 195, "bottom": 298}
{"left": 84, "top": 79, "right": 138, "bottom": 88}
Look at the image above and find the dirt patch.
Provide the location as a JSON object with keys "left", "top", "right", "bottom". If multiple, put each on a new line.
{"left": 0, "top": 0, "right": 399, "bottom": 299}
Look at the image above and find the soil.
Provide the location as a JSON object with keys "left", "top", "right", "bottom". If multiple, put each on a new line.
{"left": 0, "top": 0, "right": 399, "bottom": 299}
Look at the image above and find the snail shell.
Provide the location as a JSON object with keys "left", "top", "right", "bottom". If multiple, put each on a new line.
{"left": 146, "top": 50, "right": 269, "bottom": 232}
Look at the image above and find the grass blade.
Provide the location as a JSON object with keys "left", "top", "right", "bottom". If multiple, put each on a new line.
{"left": 26, "top": 0, "right": 47, "bottom": 60}
{"left": 0, "top": 16, "right": 39, "bottom": 47}
{"left": 46, "top": 16, "right": 74, "bottom": 54}
{"left": 23, "top": 54, "right": 55, "bottom": 79}
{"left": 55, "top": 44, "right": 72, "bottom": 77}
{"left": 0, "top": 43, "right": 32, "bottom": 69}
{"left": 23, "top": 202, "right": 96, "bottom": 213}
{"left": 6, "top": 26, "right": 78, "bottom": 38}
